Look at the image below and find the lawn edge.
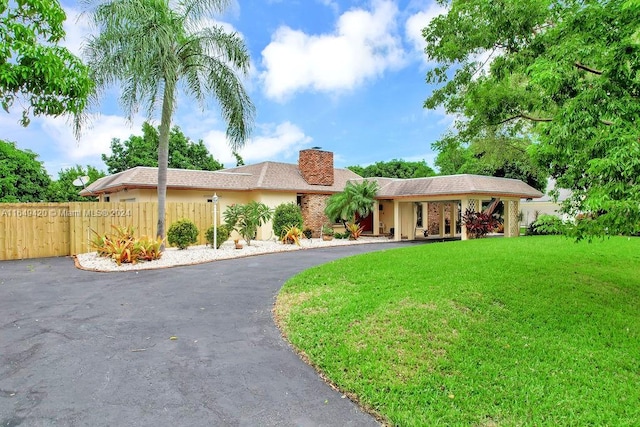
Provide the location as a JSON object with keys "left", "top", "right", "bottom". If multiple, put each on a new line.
{"left": 272, "top": 296, "right": 391, "bottom": 427}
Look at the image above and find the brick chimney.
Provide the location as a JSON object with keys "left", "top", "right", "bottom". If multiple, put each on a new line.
{"left": 299, "top": 148, "right": 334, "bottom": 186}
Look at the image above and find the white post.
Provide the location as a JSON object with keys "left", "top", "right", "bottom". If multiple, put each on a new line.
{"left": 213, "top": 193, "right": 219, "bottom": 250}
{"left": 393, "top": 200, "right": 400, "bottom": 241}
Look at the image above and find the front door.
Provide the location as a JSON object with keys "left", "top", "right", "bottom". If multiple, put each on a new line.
{"left": 357, "top": 212, "right": 374, "bottom": 232}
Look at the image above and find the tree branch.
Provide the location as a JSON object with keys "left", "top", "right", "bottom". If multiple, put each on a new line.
{"left": 521, "top": 114, "right": 553, "bottom": 122}
{"left": 492, "top": 114, "right": 552, "bottom": 125}
{"left": 574, "top": 61, "right": 603, "bottom": 75}
{"left": 492, "top": 114, "right": 613, "bottom": 126}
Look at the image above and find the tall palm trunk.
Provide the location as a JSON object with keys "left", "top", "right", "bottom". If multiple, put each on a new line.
{"left": 157, "top": 78, "right": 176, "bottom": 245}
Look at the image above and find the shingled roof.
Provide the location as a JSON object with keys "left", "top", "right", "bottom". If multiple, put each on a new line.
{"left": 80, "top": 162, "right": 362, "bottom": 196}
{"left": 364, "top": 174, "right": 543, "bottom": 199}
{"left": 82, "top": 163, "right": 543, "bottom": 200}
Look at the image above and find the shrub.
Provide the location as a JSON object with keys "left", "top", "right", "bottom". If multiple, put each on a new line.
{"left": 462, "top": 208, "right": 499, "bottom": 238}
{"left": 167, "top": 218, "right": 199, "bottom": 249}
{"left": 273, "top": 203, "right": 303, "bottom": 238}
{"left": 527, "top": 214, "right": 565, "bottom": 236}
{"left": 205, "top": 223, "right": 230, "bottom": 249}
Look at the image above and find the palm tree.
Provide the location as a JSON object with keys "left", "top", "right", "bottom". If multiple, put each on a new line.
{"left": 84, "top": 0, "right": 254, "bottom": 243}
{"left": 324, "top": 180, "right": 379, "bottom": 229}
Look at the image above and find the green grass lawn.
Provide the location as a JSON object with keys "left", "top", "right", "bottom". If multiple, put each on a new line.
{"left": 275, "top": 236, "right": 640, "bottom": 426}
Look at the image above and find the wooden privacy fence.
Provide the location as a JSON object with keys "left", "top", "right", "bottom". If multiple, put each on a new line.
{"left": 0, "top": 202, "right": 214, "bottom": 260}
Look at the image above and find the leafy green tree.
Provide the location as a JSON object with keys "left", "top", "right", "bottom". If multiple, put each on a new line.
{"left": 324, "top": 180, "right": 379, "bottom": 229}
{"left": 1, "top": 0, "right": 93, "bottom": 132}
{"left": 223, "top": 201, "right": 273, "bottom": 246}
{"left": 48, "top": 165, "right": 106, "bottom": 202}
{"left": 102, "top": 122, "right": 223, "bottom": 173}
{"left": 431, "top": 133, "right": 475, "bottom": 176}
{"left": 348, "top": 159, "right": 436, "bottom": 179}
{"left": 84, "top": 0, "right": 255, "bottom": 242}
{"left": 0, "top": 140, "right": 51, "bottom": 202}
{"left": 432, "top": 131, "right": 547, "bottom": 191}
{"left": 423, "top": 0, "right": 640, "bottom": 238}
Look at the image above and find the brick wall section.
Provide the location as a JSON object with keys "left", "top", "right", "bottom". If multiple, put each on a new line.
{"left": 300, "top": 194, "right": 331, "bottom": 237}
{"left": 299, "top": 149, "right": 334, "bottom": 186}
{"left": 428, "top": 202, "right": 452, "bottom": 235}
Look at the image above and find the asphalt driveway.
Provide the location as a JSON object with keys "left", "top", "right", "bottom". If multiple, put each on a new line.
{"left": 0, "top": 242, "right": 408, "bottom": 426}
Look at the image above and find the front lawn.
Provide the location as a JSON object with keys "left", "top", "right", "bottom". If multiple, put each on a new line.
{"left": 275, "top": 236, "right": 640, "bottom": 426}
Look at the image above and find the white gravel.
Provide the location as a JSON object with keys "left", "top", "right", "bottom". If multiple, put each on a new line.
{"left": 75, "top": 236, "right": 392, "bottom": 272}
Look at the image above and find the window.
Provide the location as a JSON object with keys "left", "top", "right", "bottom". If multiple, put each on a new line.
{"left": 416, "top": 204, "right": 423, "bottom": 228}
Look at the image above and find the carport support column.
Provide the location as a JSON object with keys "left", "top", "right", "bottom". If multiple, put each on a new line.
{"left": 450, "top": 202, "right": 458, "bottom": 238}
{"left": 373, "top": 200, "right": 380, "bottom": 236}
{"left": 504, "top": 199, "right": 520, "bottom": 237}
{"left": 393, "top": 200, "right": 400, "bottom": 241}
{"left": 460, "top": 198, "right": 469, "bottom": 240}
{"left": 439, "top": 203, "right": 446, "bottom": 238}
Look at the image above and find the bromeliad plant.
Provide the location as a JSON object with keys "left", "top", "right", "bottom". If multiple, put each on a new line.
{"left": 281, "top": 225, "right": 303, "bottom": 245}
{"left": 90, "top": 225, "right": 163, "bottom": 265}
{"left": 346, "top": 222, "right": 364, "bottom": 240}
{"left": 462, "top": 208, "right": 499, "bottom": 239}
{"left": 134, "top": 236, "right": 163, "bottom": 261}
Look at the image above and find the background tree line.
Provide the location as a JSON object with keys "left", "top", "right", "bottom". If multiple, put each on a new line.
{"left": 0, "top": 122, "right": 233, "bottom": 202}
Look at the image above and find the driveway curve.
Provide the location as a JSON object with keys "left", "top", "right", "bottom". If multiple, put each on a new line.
{"left": 0, "top": 242, "right": 409, "bottom": 426}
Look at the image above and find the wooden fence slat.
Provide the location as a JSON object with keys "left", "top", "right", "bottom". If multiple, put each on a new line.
{"left": 0, "top": 202, "right": 216, "bottom": 260}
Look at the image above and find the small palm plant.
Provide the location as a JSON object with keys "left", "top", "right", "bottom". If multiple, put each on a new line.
{"left": 223, "top": 202, "right": 273, "bottom": 246}
{"left": 324, "top": 180, "right": 378, "bottom": 231}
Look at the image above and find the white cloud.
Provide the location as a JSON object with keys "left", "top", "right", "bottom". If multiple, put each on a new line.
{"left": 260, "top": 0, "right": 406, "bottom": 100}
{"left": 423, "top": 105, "right": 458, "bottom": 128}
{"left": 204, "top": 121, "right": 312, "bottom": 166}
{"left": 61, "top": 7, "right": 93, "bottom": 57}
{"left": 39, "top": 114, "right": 145, "bottom": 171}
{"left": 317, "top": 0, "right": 340, "bottom": 14}
{"left": 405, "top": 3, "right": 447, "bottom": 64}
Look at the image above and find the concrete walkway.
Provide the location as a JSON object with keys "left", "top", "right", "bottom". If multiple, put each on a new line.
{"left": 0, "top": 242, "right": 408, "bottom": 426}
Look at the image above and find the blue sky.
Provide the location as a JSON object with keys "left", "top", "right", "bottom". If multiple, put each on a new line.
{"left": 2, "top": 0, "right": 453, "bottom": 177}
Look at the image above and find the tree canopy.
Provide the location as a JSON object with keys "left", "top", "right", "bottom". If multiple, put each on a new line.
{"left": 423, "top": 0, "right": 640, "bottom": 238}
{"left": 84, "top": 0, "right": 254, "bottom": 241}
{"left": 433, "top": 131, "right": 548, "bottom": 192}
{"left": 348, "top": 159, "right": 436, "bottom": 179}
{"left": 0, "top": 0, "right": 93, "bottom": 132}
{"left": 0, "top": 140, "right": 51, "bottom": 202}
{"left": 102, "top": 122, "right": 223, "bottom": 174}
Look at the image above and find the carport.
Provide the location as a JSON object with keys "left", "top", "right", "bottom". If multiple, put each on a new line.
{"left": 367, "top": 174, "right": 543, "bottom": 241}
